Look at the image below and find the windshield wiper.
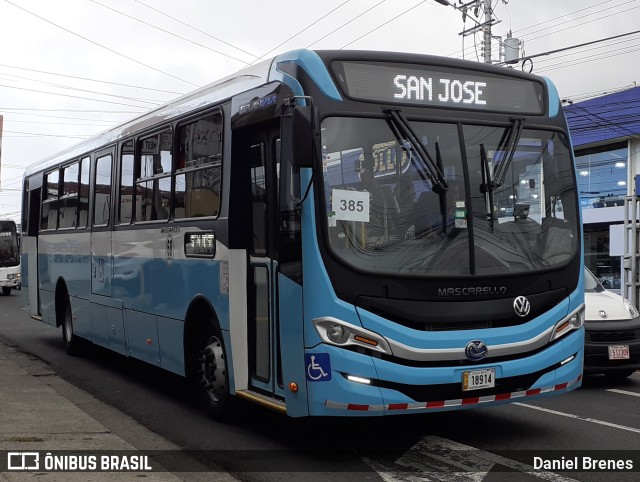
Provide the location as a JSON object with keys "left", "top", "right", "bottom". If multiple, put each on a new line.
{"left": 384, "top": 108, "right": 448, "bottom": 193}
{"left": 491, "top": 117, "right": 525, "bottom": 188}
{"left": 479, "top": 143, "right": 496, "bottom": 231}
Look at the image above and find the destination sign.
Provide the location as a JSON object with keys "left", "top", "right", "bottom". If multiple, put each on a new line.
{"left": 332, "top": 61, "right": 545, "bottom": 114}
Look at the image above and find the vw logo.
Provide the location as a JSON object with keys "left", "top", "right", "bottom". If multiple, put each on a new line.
{"left": 465, "top": 340, "right": 488, "bottom": 361}
{"left": 513, "top": 296, "right": 531, "bottom": 318}
{"left": 598, "top": 310, "right": 607, "bottom": 319}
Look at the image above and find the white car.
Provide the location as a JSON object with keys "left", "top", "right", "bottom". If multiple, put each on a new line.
{"left": 584, "top": 268, "right": 640, "bottom": 379}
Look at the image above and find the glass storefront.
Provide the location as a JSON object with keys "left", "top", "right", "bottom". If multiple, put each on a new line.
{"left": 576, "top": 144, "right": 628, "bottom": 209}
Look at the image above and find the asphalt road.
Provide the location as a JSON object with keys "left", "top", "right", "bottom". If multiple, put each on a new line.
{"left": 1, "top": 289, "right": 638, "bottom": 481}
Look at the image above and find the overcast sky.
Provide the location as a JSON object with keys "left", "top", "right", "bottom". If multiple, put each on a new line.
{"left": 1, "top": 0, "right": 639, "bottom": 220}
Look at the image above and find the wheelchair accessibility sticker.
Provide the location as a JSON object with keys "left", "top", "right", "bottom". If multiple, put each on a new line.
{"left": 305, "top": 353, "right": 331, "bottom": 381}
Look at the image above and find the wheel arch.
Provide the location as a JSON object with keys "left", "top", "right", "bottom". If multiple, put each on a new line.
{"left": 183, "top": 295, "right": 223, "bottom": 379}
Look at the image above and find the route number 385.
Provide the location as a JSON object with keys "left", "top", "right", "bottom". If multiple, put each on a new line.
{"left": 332, "top": 189, "right": 370, "bottom": 222}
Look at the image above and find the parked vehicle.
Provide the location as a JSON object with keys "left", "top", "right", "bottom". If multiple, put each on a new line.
{"left": 584, "top": 268, "right": 640, "bottom": 379}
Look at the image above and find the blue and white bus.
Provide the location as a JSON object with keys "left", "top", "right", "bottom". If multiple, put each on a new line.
{"left": 21, "top": 49, "right": 584, "bottom": 418}
{"left": 0, "top": 219, "right": 21, "bottom": 295}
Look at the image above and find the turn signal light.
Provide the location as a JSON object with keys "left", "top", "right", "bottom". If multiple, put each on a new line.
{"left": 353, "top": 335, "right": 378, "bottom": 347}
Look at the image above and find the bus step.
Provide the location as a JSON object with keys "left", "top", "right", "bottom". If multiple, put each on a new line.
{"left": 235, "top": 390, "right": 286, "bottom": 413}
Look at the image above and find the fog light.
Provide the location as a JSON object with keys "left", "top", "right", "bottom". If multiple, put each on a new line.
{"left": 560, "top": 355, "right": 575, "bottom": 366}
{"left": 347, "top": 375, "right": 371, "bottom": 385}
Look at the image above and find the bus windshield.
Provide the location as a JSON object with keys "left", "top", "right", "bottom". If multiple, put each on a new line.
{"left": 321, "top": 116, "right": 579, "bottom": 277}
{"left": 0, "top": 221, "right": 19, "bottom": 267}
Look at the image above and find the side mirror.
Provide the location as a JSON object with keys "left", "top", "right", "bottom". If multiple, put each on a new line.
{"left": 291, "top": 105, "right": 321, "bottom": 169}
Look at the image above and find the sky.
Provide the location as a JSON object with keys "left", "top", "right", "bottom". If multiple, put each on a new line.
{"left": 1, "top": 0, "right": 639, "bottom": 221}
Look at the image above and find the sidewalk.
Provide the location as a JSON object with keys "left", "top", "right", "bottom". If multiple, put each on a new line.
{"left": 0, "top": 341, "right": 234, "bottom": 481}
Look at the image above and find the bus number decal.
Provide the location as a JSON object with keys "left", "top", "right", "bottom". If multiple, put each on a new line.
{"left": 332, "top": 189, "right": 369, "bottom": 222}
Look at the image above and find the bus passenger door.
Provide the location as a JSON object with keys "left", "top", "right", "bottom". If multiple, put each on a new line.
{"left": 91, "top": 149, "right": 115, "bottom": 299}
{"left": 24, "top": 178, "right": 42, "bottom": 317}
{"left": 247, "top": 129, "right": 285, "bottom": 399}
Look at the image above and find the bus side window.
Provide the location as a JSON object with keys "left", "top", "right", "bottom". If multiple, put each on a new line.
{"left": 136, "top": 131, "right": 172, "bottom": 222}
{"left": 41, "top": 169, "right": 59, "bottom": 231}
{"left": 119, "top": 140, "right": 135, "bottom": 224}
{"left": 78, "top": 156, "right": 90, "bottom": 228}
{"left": 174, "top": 113, "right": 223, "bottom": 219}
{"left": 250, "top": 142, "right": 267, "bottom": 256}
{"left": 58, "top": 161, "right": 79, "bottom": 229}
{"left": 93, "top": 154, "right": 112, "bottom": 226}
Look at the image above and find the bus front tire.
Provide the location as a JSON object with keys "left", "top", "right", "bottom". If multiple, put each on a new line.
{"left": 62, "top": 301, "right": 81, "bottom": 356}
{"left": 2, "top": 287, "right": 11, "bottom": 296}
{"left": 197, "top": 330, "right": 232, "bottom": 420}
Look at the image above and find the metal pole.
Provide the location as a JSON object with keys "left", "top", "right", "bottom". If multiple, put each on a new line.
{"left": 483, "top": 0, "right": 492, "bottom": 63}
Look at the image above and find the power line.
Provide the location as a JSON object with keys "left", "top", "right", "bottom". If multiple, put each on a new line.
{"left": 340, "top": 1, "right": 427, "bottom": 49}
{"left": 0, "top": 83, "right": 160, "bottom": 109}
{"left": 0, "top": 110, "right": 131, "bottom": 123}
{"left": 88, "top": 0, "right": 253, "bottom": 65}
{"left": 132, "top": 0, "right": 260, "bottom": 61}
{"left": 0, "top": 72, "right": 166, "bottom": 105}
{"left": 3, "top": 130, "right": 89, "bottom": 139}
{"left": 250, "top": 0, "right": 352, "bottom": 64}
{"left": 501, "top": 29, "right": 640, "bottom": 66}
{"left": 1, "top": 0, "right": 200, "bottom": 88}
{"left": 306, "top": 0, "right": 388, "bottom": 48}
{"left": 0, "top": 63, "right": 183, "bottom": 95}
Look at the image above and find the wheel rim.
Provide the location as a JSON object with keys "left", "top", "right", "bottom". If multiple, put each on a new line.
{"left": 64, "top": 309, "right": 73, "bottom": 343}
{"left": 199, "top": 337, "right": 226, "bottom": 403}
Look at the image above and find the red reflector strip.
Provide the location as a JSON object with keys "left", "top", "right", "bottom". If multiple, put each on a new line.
{"left": 388, "top": 403, "right": 409, "bottom": 410}
{"left": 346, "top": 404, "right": 370, "bottom": 411}
{"left": 325, "top": 374, "right": 581, "bottom": 413}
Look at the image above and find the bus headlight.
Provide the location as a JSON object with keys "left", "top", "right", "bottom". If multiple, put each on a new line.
{"left": 550, "top": 305, "right": 584, "bottom": 342}
{"left": 313, "top": 317, "right": 392, "bottom": 355}
{"left": 326, "top": 324, "right": 347, "bottom": 343}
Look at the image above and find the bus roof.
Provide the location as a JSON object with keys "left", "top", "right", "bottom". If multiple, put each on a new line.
{"left": 23, "top": 58, "right": 274, "bottom": 178}
{"left": 23, "top": 48, "right": 552, "bottom": 178}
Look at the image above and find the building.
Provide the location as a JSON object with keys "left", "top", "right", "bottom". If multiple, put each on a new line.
{"left": 564, "top": 85, "right": 640, "bottom": 294}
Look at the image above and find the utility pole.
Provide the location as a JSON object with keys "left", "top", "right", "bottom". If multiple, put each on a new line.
{"left": 436, "top": 0, "right": 510, "bottom": 64}
{"left": 482, "top": 0, "right": 492, "bottom": 64}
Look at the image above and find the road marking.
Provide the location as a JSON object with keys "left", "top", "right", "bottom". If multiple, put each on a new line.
{"left": 606, "top": 388, "right": 640, "bottom": 398}
{"left": 515, "top": 402, "right": 640, "bottom": 434}
{"left": 363, "top": 436, "right": 578, "bottom": 482}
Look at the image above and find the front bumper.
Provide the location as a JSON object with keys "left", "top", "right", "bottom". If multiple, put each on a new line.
{"left": 584, "top": 317, "right": 640, "bottom": 373}
{"left": 305, "top": 328, "right": 584, "bottom": 416}
{"left": 0, "top": 277, "right": 20, "bottom": 289}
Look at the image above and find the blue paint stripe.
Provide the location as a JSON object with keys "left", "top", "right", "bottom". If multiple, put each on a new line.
{"left": 269, "top": 49, "right": 342, "bottom": 101}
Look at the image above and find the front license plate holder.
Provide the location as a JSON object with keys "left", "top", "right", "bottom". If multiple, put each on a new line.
{"left": 462, "top": 368, "right": 496, "bottom": 391}
{"left": 608, "top": 345, "right": 630, "bottom": 360}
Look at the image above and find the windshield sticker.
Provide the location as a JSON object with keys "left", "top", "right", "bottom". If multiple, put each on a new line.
{"left": 455, "top": 201, "right": 467, "bottom": 229}
{"left": 332, "top": 189, "right": 370, "bottom": 222}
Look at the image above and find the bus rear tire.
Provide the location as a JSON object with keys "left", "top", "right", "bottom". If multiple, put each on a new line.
{"left": 197, "top": 327, "right": 232, "bottom": 420}
{"left": 62, "top": 301, "right": 81, "bottom": 356}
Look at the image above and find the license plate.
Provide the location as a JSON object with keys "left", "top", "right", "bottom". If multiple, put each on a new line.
{"left": 608, "top": 345, "right": 630, "bottom": 360}
{"left": 463, "top": 368, "right": 496, "bottom": 391}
